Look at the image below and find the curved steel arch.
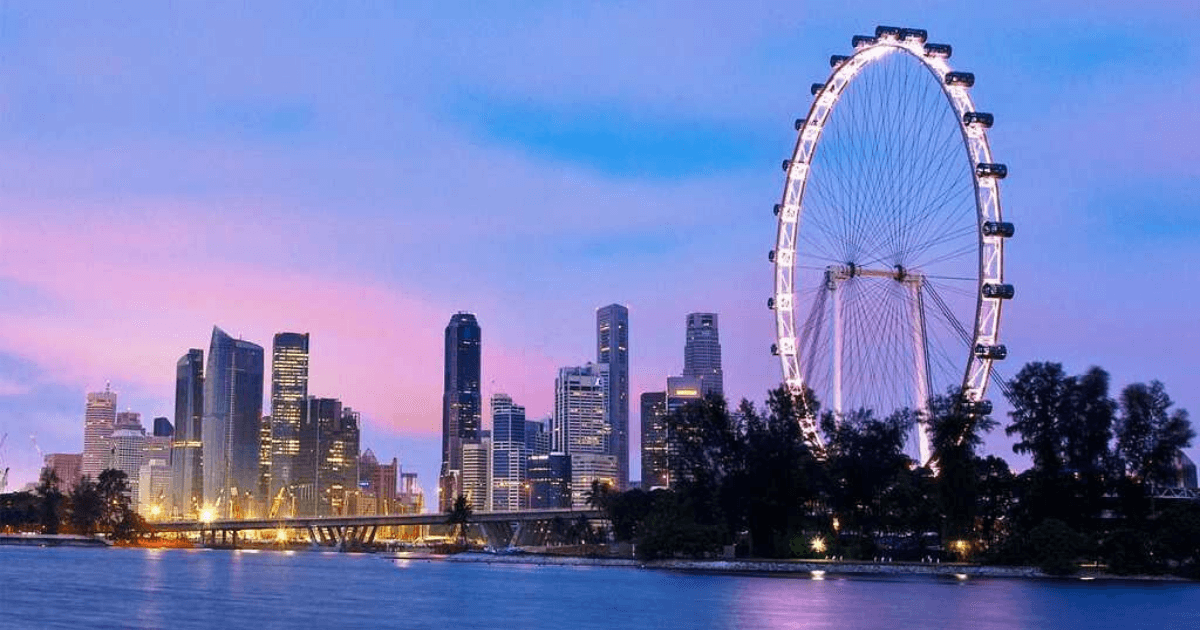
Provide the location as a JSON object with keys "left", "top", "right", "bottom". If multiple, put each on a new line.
{"left": 772, "top": 31, "right": 1008, "bottom": 461}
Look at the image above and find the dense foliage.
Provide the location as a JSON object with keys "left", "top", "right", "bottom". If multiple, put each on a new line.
{"left": 1, "top": 468, "right": 148, "bottom": 541}
{"left": 596, "top": 362, "right": 1197, "bottom": 577}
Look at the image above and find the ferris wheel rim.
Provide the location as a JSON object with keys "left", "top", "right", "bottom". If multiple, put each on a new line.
{"left": 771, "top": 30, "right": 1009, "bottom": 453}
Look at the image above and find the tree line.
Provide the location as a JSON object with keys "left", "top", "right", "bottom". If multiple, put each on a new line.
{"left": 0, "top": 468, "right": 149, "bottom": 541}
{"left": 593, "top": 361, "right": 1199, "bottom": 577}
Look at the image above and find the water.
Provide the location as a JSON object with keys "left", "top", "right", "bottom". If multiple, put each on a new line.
{"left": 1, "top": 547, "right": 1198, "bottom": 630}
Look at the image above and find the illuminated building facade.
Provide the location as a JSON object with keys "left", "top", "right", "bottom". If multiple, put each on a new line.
{"left": 270, "top": 332, "right": 309, "bottom": 501}
{"left": 138, "top": 458, "right": 172, "bottom": 517}
{"left": 683, "top": 313, "right": 724, "bottom": 398}
{"left": 491, "top": 393, "right": 526, "bottom": 511}
{"left": 596, "top": 304, "right": 630, "bottom": 490}
{"left": 81, "top": 384, "right": 118, "bottom": 480}
{"left": 440, "top": 312, "right": 481, "bottom": 510}
{"left": 105, "top": 415, "right": 146, "bottom": 499}
{"left": 461, "top": 434, "right": 492, "bottom": 511}
{"left": 528, "top": 453, "right": 571, "bottom": 509}
{"left": 297, "top": 397, "right": 360, "bottom": 515}
{"left": 639, "top": 392, "right": 668, "bottom": 489}
{"left": 553, "top": 364, "right": 608, "bottom": 456}
{"left": 171, "top": 349, "right": 204, "bottom": 516}
{"left": 525, "top": 418, "right": 550, "bottom": 458}
{"left": 569, "top": 453, "right": 618, "bottom": 507}
{"left": 201, "top": 326, "right": 265, "bottom": 517}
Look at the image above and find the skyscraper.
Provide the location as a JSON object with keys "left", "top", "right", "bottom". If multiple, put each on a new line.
{"left": 554, "top": 364, "right": 617, "bottom": 506}
{"left": 81, "top": 384, "right": 118, "bottom": 480}
{"left": 596, "top": 304, "right": 630, "bottom": 490}
{"left": 201, "top": 326, "right": 264, "bottom": 517}
{"left": 640, "top": 392, "right": 668, "bottom": 490}
{"left": 296, "top": 397, "right": 360, "bottom": 516}
{"left": 171, "top": 349, "right": 204, "bottom": 516}
{"left": 461, "top": 435, "right": 492, "bottom": 512}
{"left": 491, "top": 393, "right": 526, "bottom": 511}
{"left": 440, "top": 312, "right": 481, "bottom": 510}
{"left": 105, "top": 414, "right": 146, "bottom": 499}
{"left": 43, "top": 453, "right": 82, "bottom": 491}
{"left": 683, "top": 313, "right": 723, "bottom": 398}
{"left": 152, "top": 417, "right": 173, "bottom": 437}
{"left": 270, "top": 332, "right": 309, "bottom": 500}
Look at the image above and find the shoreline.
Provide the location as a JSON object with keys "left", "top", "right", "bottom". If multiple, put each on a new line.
{"left": 421, "top": 551, "right": 1192, "bottom": 582}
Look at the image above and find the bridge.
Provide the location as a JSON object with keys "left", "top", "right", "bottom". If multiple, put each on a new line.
{"left": 155, "top": 508, "right": 607, "bottom": 550}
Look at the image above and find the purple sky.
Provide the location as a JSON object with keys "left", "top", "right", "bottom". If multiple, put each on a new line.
{"left": 1, "top": 1, "right": 1198, "bottom": 494}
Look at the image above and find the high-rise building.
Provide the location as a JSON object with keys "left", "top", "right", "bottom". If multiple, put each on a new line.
{"left": 81, "top": 384, "right": 118, "bottom": 480}
{"left": 461, "top": 435, "right": 492, "bottom": 512}
{"left": 491, "top": 393, "right": 526, "bottom": 511}
{"left": 270, "top": 332, "right": 309, "bottom": 501}
{"left": 152, "top": 417, "right": 173, "bottom": 438}
{"left": 528, "top": 453, "right": 571, "bottom": 509}
{"left": 553, "top": 364, "right": 608, "bottom": 456}
{"left": 525, "top": 418, "right": 550, "bottom": 458}
{"left": 666, "top": 376, "right": 704, "bottom": 415}
{"left": 296, "top": 397, "right": 360, "bottom": 515}
{"left": 640, "top": 392, "right": 668, "bottom": 490}
{"left": 171, "top": 349, "right": 204, "bottom": 516}
{"left": 360, "top": 453, "right": 398, "bottom": 514}
{"left": 43, "top": 453, "right": 82, "bottom": 491}
{"left": 105, "top": 418, "right": 146, "bottom": 500}
{"left": 440, "top": 312, "right": 481, "bottom": 510}
{"left": 596, "top": 304, "right": 630, "bottom": 490}
{"left": 138, "top": 458, "right": 172, "bottom": 517}
{"left": 201, "top": 326, "right": 265, "bottom": 517}
{"left": 683, "top": 313, "right": 723, "bottom": 398}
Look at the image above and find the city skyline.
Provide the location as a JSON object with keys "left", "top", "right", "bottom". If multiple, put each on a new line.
{"left": 2, "top": 2, "right": 1199, "bottom": 496}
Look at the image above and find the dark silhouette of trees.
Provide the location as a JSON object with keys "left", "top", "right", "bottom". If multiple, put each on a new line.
{"left": 1116, "top": 381, "right": 1195, "bottom": 485}
{"left": 68, "top": 476, "right": 105, "bottom": 535}
{"left": 445, "top": 494, "right": 473, "bottom": 546}
{"left": 34, "top": 469, "right": 65, "bottom": 535}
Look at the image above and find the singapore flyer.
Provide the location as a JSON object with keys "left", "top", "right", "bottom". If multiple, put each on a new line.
{"left": 770, "top": 26, "right": 1014, "bottom": 464}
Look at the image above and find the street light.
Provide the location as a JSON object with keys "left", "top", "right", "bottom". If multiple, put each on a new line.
{"left": 810, "top": 535, "right": 827, "bottom": 554}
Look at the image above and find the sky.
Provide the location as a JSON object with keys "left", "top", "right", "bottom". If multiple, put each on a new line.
{"left": 1, "top": 1, "right": 1198, "bottom": 497}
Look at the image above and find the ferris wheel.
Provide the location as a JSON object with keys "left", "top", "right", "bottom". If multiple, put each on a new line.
{"left": 769, "top": 26, "right": 1013, "bottom": 464}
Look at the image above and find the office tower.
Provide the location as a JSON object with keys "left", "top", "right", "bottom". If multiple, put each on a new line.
{"left": 554, "top": 364, "right": 616, "bottom": 506}
{"left": 525, "top": 418, "right": 550, "bottom": 458}
{"left": 440, "top": 312, "right": 481, "bottom": 510}
{"left": 138, "top": 458, "right": 172, "bottom": 517}
{"left": 43, "top": 453, "right": 82, "bottom": 491}
{"left": 528, "top": 453, "right": 571, "bottom": 509}
{"left": 201, "top": 326, "right": 265, "bottom": 517}
{"left": 666, "top": 376, "right": 704, "bottom": 415}
{"left": 270, "top": 332, "right": 309, "bottom": 500}
{"left": 259, "top": 415, "right": 272, "bottom": 502}
{"left": 171, "top": 349, "right": 204, "bottom": 516}
{"left": 596, "top": 304, "right": 630, "bottom": 490}
{"left": 81, "top": 384, "right": 118, "bottom": 480}
{"left": 491, "top": 393, "right": 527, "bottom": 511}
{"left": 152, "top": 417, "right": 173, "bottom": 438}
{"left": 372, "top": 456, "right": 399, "bottom": 514}
{"left": 399, "top": 472, "right": 424, "bottom": 514}
{"left": 461, "top": 435, "right": 492, "bottom": 511}
{"left": 297, "top": 397, "right": 359, "bottom": 515}
{"left": 106, "top": 420, "right": 146, "bottom": 499}
{"left": 683, "top": 313, "right": 724, "bottom": 398}
{"left": 640, "top": 392, "right": 668, "bottom": 490}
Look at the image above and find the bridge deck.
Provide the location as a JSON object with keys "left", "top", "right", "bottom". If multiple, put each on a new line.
{"left": 156, "top": 508, "right": 605, "bottom": 532}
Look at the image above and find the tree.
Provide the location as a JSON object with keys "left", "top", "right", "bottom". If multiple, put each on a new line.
{"left": 1006, "top": 362, "right": 1071, "bottom": 475}
{"left": 1116, "top": 381, "right": 1194, "bottom": 485}
{"left": 821, "top": 407, "right": 913, "bottom": 545}
{"left": 68, "top": 477, "right": 104, "bottom": 536}
{"left": 34, "top": 468, "right": 65, "bottom": 535}
{"left": 926, "top": 389, "right": 997, "bottom": 541}
{"left": 96, "top": 469, "right": 132, "bottom": 535}
{"left": 445, "top": 494, "right": 473, "bottom": 546}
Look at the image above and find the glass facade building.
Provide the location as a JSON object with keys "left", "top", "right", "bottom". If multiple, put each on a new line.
{"left": 201, "top": 326, "right": 264, "bottom": 518}
{"left": 440, "top": 312, "right": 481, "bottom": 510}
{"left": 683, "top": 313, "right": 723, "bottom": 398}
{"left": 491, "top": 393, "right": 526, "bottom": 511}
{"left": 81, "top": 384, "right": 118, "bottom": 481}
{"left": 596, "top": 304, "right": 630, "bottom": 490}
{"left": 270, "top": 332, "right": 309, "bottom": 500}
{"left": 171, "top": 349, "right": 204, "bottom": 516}
{"left": 640, "top": 391, "right": 668, "bottom": 490}
{"left": 528, "top": 453, "right": 571, "bottom": 509}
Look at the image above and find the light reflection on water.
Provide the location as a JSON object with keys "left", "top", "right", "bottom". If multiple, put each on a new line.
{"left": 1, "top": 547, "right": 1197, "bottom": 630}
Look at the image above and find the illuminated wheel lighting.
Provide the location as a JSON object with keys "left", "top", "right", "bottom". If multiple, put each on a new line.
{"left": 772, "top": 26, "right": 1011, "bottom": 463}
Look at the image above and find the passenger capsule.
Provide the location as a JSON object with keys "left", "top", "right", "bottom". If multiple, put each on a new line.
{"left": 923, "top": 43, "right": 952, "bottom": 58}
{"left": 974, "top": 344, "right": 1008, "bottom": 360}
{"left": 963, "top": 111, "right": 994, "bottom": 128}
{"left": 773, "top": 204, "right": 782, "bottom": 216}
{"left": 899, "top": 28, "right": 928, "bottom": 43}
{"left": 966, "top": 400, "right": 994, "bottom": 416}
{"left": 830, "top": 54, "right": 850, "bottom": 68}
{"left": 767, "top": 297, "right": 776, "bottom": 310}
{"left": 794, "top": 118, "right": 806, "bottom": 131}
{"left": 982, "top": 221, "right": 1015, "bottom": 238}
{"left": 770, "top": 343, "right": 780, "bottom": 356}
{"left": 768, "top": 250, "right": 777, "bottom": 263}
{"left": 782, "top": 159, "right": 792, "bottom": 172}
{"left": 811, "top": 83, "right": 825, "bottom": 96}
{"left": 852, "top": 34, "right": 877, "bottom": 48}
{"left": 874, "top": 25, "right": 902, "bottom": 39}
{"left": 976, "top": 163, "right": 1008, "bottom": 179}
{"left": 945, "top": 71, "right": 975, "bottom": 87}
{"left": 982, "top": 283, "right": 1015, "bottom": 300}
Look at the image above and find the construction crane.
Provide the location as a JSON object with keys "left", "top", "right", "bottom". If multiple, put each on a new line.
{"left": 1, "top": 432, "right": 8, "bottom": 493}
{"left": 268, "top": 487, "right": 290, "bottom": 518}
